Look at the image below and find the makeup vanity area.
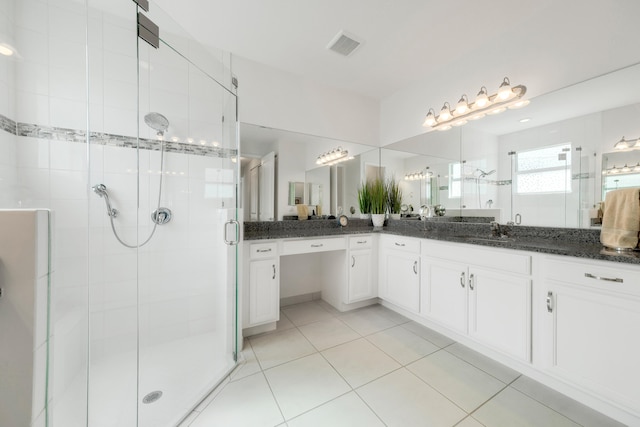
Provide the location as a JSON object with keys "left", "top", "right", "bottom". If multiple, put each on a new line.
{"left": 238, "top": 64, "right": 640, "bottom": 425}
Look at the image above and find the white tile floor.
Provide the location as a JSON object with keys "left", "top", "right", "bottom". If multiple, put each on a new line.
{"left": 180, "top": 301, "right": 625, "bottom": 427}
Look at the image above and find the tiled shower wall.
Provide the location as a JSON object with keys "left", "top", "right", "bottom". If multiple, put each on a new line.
{"left": 1, "top": 0, "right": 237, "bottom": 425}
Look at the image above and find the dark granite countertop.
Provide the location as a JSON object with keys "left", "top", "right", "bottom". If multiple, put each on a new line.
{"left": 243, "top": 219, "right": 640, "bottom": 265}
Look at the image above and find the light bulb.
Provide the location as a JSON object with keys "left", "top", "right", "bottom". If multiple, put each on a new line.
{"left": 475, "top": 87, "right": 490, "bottom": 108}
{"left": 469, "top": 113, "right": 485, "bottom": 121}
{"left": 452, "top": 120, "right": 467, "bottom": 127}
{"left": 487, "top": 107, "right": 506, "bottom": 115}
{"left": 455, "top": 95, "right": 469, "bottom": 115}
{"left": 0, "top": 44, "right": 15, "bottom": 56}
{"left": 509, "top": 99, "right": 530, "bottom": 109}
{"left": 437, "top": 125, "right": 452, "bottom": 131}
{"left": 613, "top": 137, "right": 629, "bottom": 150}
{"left": 497, "top": 77, "right": 512, "bottom": 100}
{"left": 423, "top": 109, "right": 437, "bottom": 127}
{"left": 439, "top": 103, "right": 452, "bottom": 122}
{"left": 622, "top": 164, "right": 631, "bottom": 173}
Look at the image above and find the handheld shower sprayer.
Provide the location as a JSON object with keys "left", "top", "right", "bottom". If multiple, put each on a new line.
{"left": 92, "top": 184, "right": 118, "bottom": 217}
{"left": 92, "top": 112, "right": 172, "bottom": 249}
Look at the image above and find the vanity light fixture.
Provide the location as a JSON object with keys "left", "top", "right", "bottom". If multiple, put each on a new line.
{"left": 316, "top": 147, "right": 349, "bottom": 166}
{"left": 404, "top": 171, "right": 425, "bottom": 181}
{"left": 422, "top": 77, "right": 528, "bottom": 131}
{"left": 613, "top": 136, "right": 640, "bottom": 150}
{"left": 404, "top": 168, "right": 433, "bottom": 181}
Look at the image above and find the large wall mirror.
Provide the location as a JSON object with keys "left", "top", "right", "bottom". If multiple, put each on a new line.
{"left": 240, "top": 124, "right": 379, "bottom": 221}
{"left": 383, "top": 62, "right": 640, "bottom": 228}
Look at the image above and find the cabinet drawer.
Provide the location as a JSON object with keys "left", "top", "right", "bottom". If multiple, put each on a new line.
{"left": 281, "top": 237, "right": 346, "bottom": 255}
{"left": 425, "top": 240, "right": 530, "bottom": 276}
{"left": 543, "top": 256, "right": 640, "bottom": 295}
{"left": 349, "top": 235, "right": 373, "bottom": 249}
{"left": 249, "top": 242, "right": 278, "bottom": 259}
{"left": 381, "top": 235, "right": 420, "bottom": 253}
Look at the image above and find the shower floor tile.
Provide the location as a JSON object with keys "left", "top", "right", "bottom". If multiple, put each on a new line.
{"left": 182, "top": 303, "right": 624, "bottom": 427}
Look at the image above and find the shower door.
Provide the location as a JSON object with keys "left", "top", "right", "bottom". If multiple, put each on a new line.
{"left": 86, "top": 1, "right": 238, "bottom": 426}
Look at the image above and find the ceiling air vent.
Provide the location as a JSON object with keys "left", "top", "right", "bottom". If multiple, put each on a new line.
{"left": 327, "top": 31, "right": 362, "bottom": 57}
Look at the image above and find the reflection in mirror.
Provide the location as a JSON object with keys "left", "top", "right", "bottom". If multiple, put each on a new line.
{"left": 288, "top": 182, "right": 305, "bottom": 205}
{"left": 240, "top": 123, "right": 379, "bottom": 220}
{"left": 385, "top": 62, "right": 640, "bottom": 228}
{"left": 382, "top": 128, "right": 462, "bottom": 218}
{"left": 602, "top": 150, "right": 640, "bottom": 200}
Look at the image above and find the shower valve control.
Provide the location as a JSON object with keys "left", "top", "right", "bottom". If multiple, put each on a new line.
{"left": 152, "top": 208, "right": 172, "bottom": 225}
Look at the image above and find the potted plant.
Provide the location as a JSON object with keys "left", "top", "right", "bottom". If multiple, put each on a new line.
{"left": 357, "top": 181, "right": 372, "bottom": 219}
{"left": 386, "top": 176, "right": 403, "bottom": 220}
{"left": 369, "top": 177, "right": 388, "bottom": 227}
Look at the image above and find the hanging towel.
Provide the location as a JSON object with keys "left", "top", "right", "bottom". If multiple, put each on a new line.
{"left": 296, "top": 204, "right": 308, "bottom": 220}
{"left": 600, "top": 187, "right": 640, "bottom": 250}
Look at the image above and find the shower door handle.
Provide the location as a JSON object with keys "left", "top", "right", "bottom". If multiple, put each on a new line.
{"left": 224, "top": 219, "right": 240, "bottom": 246}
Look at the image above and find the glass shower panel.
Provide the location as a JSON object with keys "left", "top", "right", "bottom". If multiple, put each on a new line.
{"left": 86, "top": 1, "right": 140, "bottom": 426}
{"left": 136, "top": 17, "right": 238, "bottom": 427}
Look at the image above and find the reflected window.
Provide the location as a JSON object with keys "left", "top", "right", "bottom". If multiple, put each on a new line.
{"left": 205, "top": 168, "right": 235, "bottom": 199}
{"left": 449, "top": 163, "right": 461, "bottom": 199}
{"left": 516, "top": 143, "right": 571, "bottom": 194}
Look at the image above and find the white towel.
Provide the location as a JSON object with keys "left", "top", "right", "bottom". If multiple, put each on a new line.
{"left": 600, "top": 188, "right": 640, "bottom": 249}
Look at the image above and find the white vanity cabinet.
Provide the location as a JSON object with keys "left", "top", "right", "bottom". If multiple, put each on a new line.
{"left": 378, "top": 235, "right": 421, "bottom": 313}
{"left": 244, "top": 241, "right": 279, "bottom": 327}
{"left": 422, "top": 241, "right": 532, "bottom": 361}
{"left": 346, "top": 235, "right": 376, "bottom": 303}
{"left": 541, "top": 256, "right": 640, "bottom": 417}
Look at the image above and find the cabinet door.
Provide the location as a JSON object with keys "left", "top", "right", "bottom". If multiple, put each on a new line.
{"left": 383, "top": 250, "right": 420, "bottom": 313}
{"left": 249, "top": 259, "right": 279, "bottom": 325}
{"left": 546, "top": 282, "right": 640, "bottom": 413}
{"left": 424, "top": 259, "right": 467, "bottom": 334}
{"left": 348, "top": 249, "right": 373, "bottom": 303}
{"left": 468, "top": 267, "right": 531, "bottom": 361}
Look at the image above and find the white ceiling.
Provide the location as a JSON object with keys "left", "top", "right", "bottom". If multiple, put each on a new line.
{"left": 154, "top": 0, "right": 640, "bottom": 101}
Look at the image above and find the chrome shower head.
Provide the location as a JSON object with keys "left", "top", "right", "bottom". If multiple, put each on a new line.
{"left": 93, "top": 183, "right": 108, "bottom": 197}
{"left": 144, "top": 112, "right": 169, "bottom": 137}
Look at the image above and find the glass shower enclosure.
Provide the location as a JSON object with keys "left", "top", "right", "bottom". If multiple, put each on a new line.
{"left": 0, "top": 0, "right": 239, "bottom": 425}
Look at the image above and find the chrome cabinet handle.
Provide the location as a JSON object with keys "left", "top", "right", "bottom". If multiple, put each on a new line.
{"left": 584, "top": 273, "right": 623, "bottom": 283}
{"left": 546, "top": 291, "right": 554, "bottom": 313}
{"left": 352, "top": 256, "right": 355, "bottom": 267}
{"left": 311, "top": 244, "right": 323, "bottom": 248}
{"left": 395, "top": 242, "right": 405, "bottom": 247}
{"left": 357, "top": 240, "right": 367, "bottom": 244}
{"left": 469, "top": 273, "right": 475, "bottom": 290}
{"left": 460, "top": 272, "right": 466, "bottom": 288}
{"left": 413, "top": 261, "right": 418, "bottom": 275}
{"left": 272, "top": 265, "right": 276, "bottom": 280}
{"left": 257, "top": 248, "right": 272, "bottom": 253}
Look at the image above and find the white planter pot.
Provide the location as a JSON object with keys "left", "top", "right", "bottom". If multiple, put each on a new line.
{"left": 371, "top": 214, "right": 386, "bottom": 227}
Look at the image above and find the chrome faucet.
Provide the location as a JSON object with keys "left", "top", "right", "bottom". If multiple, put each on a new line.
{"left": 490, "top": 221, "right": 501, "bottom": 237}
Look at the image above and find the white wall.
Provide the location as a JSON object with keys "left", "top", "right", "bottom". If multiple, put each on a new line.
{"left": 233, "top": 56, "right": 380, "bottom": 146}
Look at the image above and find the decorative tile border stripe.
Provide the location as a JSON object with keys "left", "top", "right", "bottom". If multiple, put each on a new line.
{"left": 0, "top": 114, "right": 17, "bottom": 135}
{"left": 0, "top": 114, "right": 237, "bottom": 159}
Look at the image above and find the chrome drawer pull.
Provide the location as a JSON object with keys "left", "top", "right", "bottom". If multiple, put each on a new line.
{"left": 357, "top": 240, "right": 367, "bottom": 244}
{"left": 413, "top": 261, "right": 418, "bottom": 275}
{"left": 469, "top": 273, "right": 475, "bottom": 290}
{"left": 272, "top": 265, "right": 276, "bottom": 279}
{"left": 395, "top": 242, "right": 405, "bottom": 247}
{"left": 352, "top": 256, "right": 355, "bottom": 267}
{"left": 584, "top": 273, "right": 623, "bottom": 283}
{"left": 460, "top": 272, "right": 465, "bottom": 288}
{"left": 546, "top": 291, "right": 554, "bottom": 313}
{"left": 311, "top": 244, "right": 323, "bottom": 248}
{"left": 257, "top": 248, "right": 272, "bottom": 253}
